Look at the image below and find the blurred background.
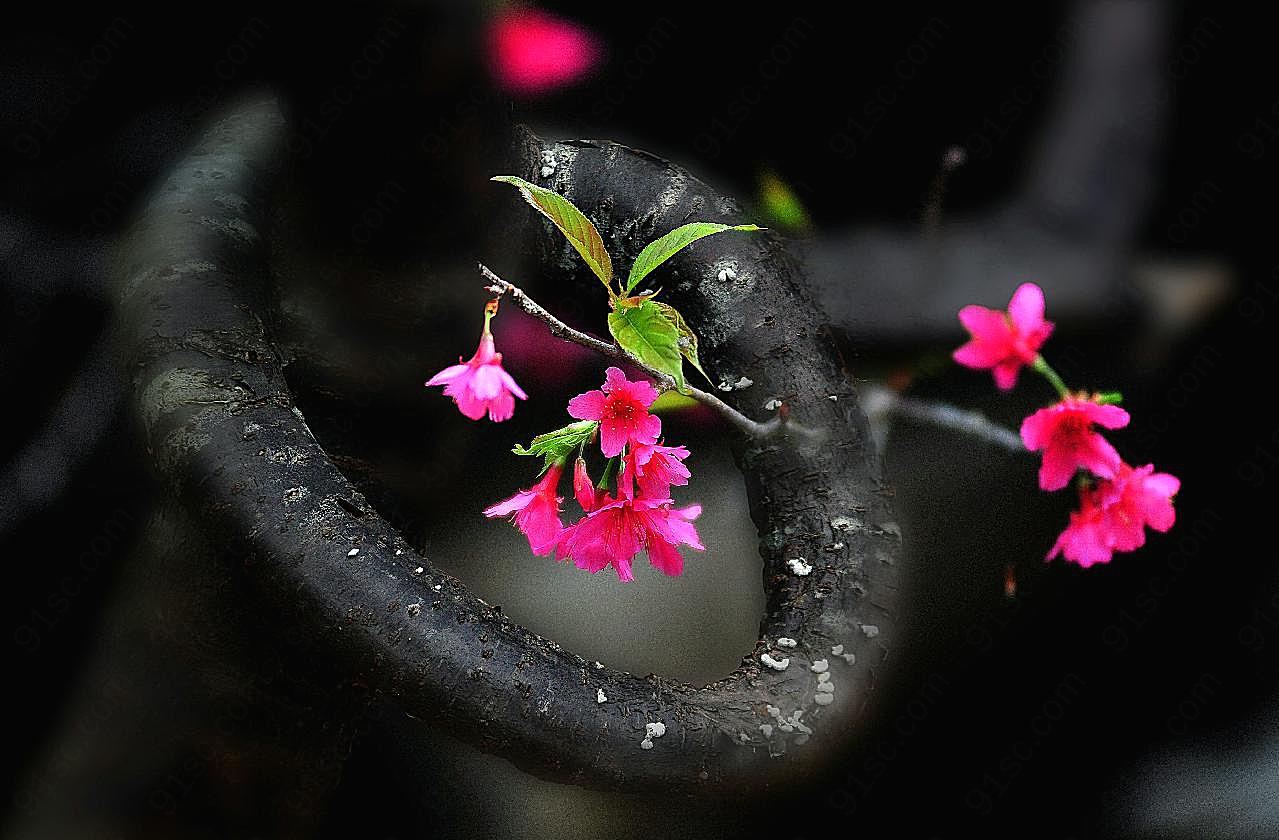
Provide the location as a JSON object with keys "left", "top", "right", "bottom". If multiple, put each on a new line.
{"left": 0, "top": 2, "right": 1268, "bottom": 837}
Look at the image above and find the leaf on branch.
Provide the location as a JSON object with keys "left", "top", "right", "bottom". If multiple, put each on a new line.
{"left": 608, "top": 299, "right": 684, "bottom": 391}
{"left": 624, "top": 222, "right": 762, "bottom": 293}
{"left": 512, "top": 420, "right": 599, "bottom": 472}
{"left": 651, "top": 301, "right": 710, "bottom": 386}
{"left": 491, "top": 175, "right": 614, "bottom": 291}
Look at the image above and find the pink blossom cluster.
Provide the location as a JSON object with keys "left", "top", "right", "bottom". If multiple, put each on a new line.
{"left": 953, "top": 283, "right": 1180, "bottom": 568}
{"left": 485, "top": 367, "right": 703, "bottom": 581}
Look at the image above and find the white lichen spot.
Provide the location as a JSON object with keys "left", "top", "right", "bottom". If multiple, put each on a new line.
{"left": 413, "top": 566, "right": 424, "bottom": 574}
{"left": 880, "top": 521, "right": 902, "bottom": 538}
{"left": 646, "top": 721, "right": 667, "bottom": 739}
{"left": 640, "top": 738, "right": 654, "bottom": 750}
{"left": 760, "top": 653, "right": 790, "bottom": 671}
{"left": 760, "top": 723, "right": 773, "bottom": 737}
{"left": 719, "top": 376, "right": 754, "bottom": 391}
{"left": 433, "top": 584, "right": 442, "bottom": 591}
{"left": 594, "top": 660, "right": 605, "bottom": 669}
{"left": 766, "top": 704, "right": 781, "bottom": 717}
{"left": 830, "top": 644, "right": 845, "bottom": 655}
{"left": 776, "top": 637, "right": 798, "bottom": 648}
{"left": 814, "top": 693, "right": 835, "bottom": 706}
{"left": 817, "top": 672, "right": 831, "bottom": 684}
{"left": 810, "top": 659, "right": 829, "bottom": 673}
{"left": 596, "top": 688, "right": 607, "bottom": 704}
{"left": 540, "top": 164, "right": 556, "bottom": 178}
{"left": 827, "top": 542, "right": 845, "bottom": 551}
{"left": 764, "top": 398, "right": 782, "bottom": 411}
{"left": 787, "top": 557, "right": 812, "bottom": 576}
{"left": 831, "top": 517, "right": 861, "bottom": 533}
{"left": 861, "top": 624, "right": 880, "bottom": 639}
{"left": 282, "top": 486, "right": 309, "bottom": 505}
{"left": 816, "top": 681, "right": 835, "bottom": 694}
{"left": 406, "top": 602, "right": 421, "bottom": 617}
{"left": 841, "top": 653, "right": 857, "bottom": 665}
{"left": 346, "top": 548, "right": 360, "bottom": 557}
{"left": 828, "top": 394, "right": 839, "bottom": 401}
{"left": 717, "top": 265, "right": 738, "bottom": 282}
{"left": 739, "top": 732, "right": 751, "bottom": 743}
{"left": 396, "top": 549, "right": 404, "bottom": 556}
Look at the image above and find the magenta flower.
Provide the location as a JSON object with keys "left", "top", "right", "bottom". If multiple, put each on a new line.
{"left": 623, "top": 443, "right": 691, "bottom": 500}
{"left": 1047, "top": 462, "right": 1180, "bottom": 567}
{"left": 483, "top": 462, "right": 564, "bottom": 556}
{"left": 572, "top": 456, "right": 604, "bottom": 513}
{"left": 567, "top": 367, "right": 662, "bottom": 457}
{"left": 1020, "top": 397, "right": 1131, "bottom": 491}
{"left": 426, "top": 329, "right": 527, "bottom": 422}
{"left": 486, "top": 8, "right": 603, "bottom": 97}
{"left": 953, "top": 282, "right": 1055, "bottom": 390}
{"left": 556, "top": 494, "right": 703, "bottom": 581}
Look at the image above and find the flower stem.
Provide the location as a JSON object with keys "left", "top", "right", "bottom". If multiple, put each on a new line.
{"left": 478, "top": 262, "right": 777, "bottom": 439}
{"left": 1032, "top": 355, "right": 1071, "bottom": 400}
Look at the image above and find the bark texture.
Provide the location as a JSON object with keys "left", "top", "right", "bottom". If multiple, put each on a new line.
{"left": 118, "top": 93, "right": 900, "bottom": 791}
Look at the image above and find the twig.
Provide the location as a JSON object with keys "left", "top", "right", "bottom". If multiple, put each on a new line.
{"left": 861, "top": 384, "right": 1026, "bottom": 454}
{"left": 478, "top": 262, "right": 777, "bottom": 438}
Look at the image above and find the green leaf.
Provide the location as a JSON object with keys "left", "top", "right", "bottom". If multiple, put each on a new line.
{"left": 491, "top": 176, "right": 613, "bottom": 290}
{"left": 625, "top": 222, "right": 762, "bottom": 293}
{"left": 651, "top": 301, "right": 710, "bottom": 386}
{"left": 607, "top": 299, "right": 684, "bottom": 390}
{"left": 512, "top": 420, "right": 599, "bottom": 472}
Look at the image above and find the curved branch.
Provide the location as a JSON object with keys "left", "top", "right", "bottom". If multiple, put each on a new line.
{"left": 118, "top": 94, "right": 901, "bottom": 790}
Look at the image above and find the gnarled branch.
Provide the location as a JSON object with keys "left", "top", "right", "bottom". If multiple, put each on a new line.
{"left": 118, "top": 93, "right": 900, "bottom": 790}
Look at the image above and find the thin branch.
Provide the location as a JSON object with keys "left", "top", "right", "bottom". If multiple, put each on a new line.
{"left": 861, "top": 384, "right": 1026, "bottom": 454}
{"left": 479, "top": 262, "right": 777, "bottom": 439}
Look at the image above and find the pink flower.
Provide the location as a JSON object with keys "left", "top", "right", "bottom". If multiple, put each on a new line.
{"left": 572, "top": 456, "right": 604, "bottom": 512}
{"left": 1047, "top": 462, "right": 1180, "bottom": 567}
{"left": 483, "top": 462, "right": 565, "bottom": 556}
{"left": 426, "top": 331, "right": 527, "bottom": 422}
{"left": 1020, "top": 397, "right": 1131, "bottom": 491}
{"left": 953, "top": 282, "right": 1055, "bottom": 390}
{"left": 556, "top": 494, "right": 703, "bottom": 581}
{"left": 567, "top": 367, "right": 662, "bottom": 457}
{"left": 622, "top": 443, "right": 691, "bottom": 500}
{"left": 486, "top": 9, "right": 603, "bottom": 96}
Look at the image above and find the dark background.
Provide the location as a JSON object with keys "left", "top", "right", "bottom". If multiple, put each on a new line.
{"left": 1, "top": 2, "right": 1269, "bottom": 837}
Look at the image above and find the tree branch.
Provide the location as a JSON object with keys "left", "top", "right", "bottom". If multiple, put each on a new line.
{"left": 479, "top": 262, "right": 778, "bottom": 439}
{"left": 117, "top": 94, "right": 901, "bottom": 791}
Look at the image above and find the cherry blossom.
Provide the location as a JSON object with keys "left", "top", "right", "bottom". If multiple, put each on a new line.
{"left": 1047, "top": 462, "right": 1180, "bottom": 567}
{"left": 953, "top": 282, "right": 1055, "bottom": 390}
{"left": 426, "top": 326, "right": 527, "bottom": 422}
{"left": 567, "top": 367, "right": 662, "bottom": 457}
{"left": 1020, "top": 397, "right": 1131, "bottom": 491}
{"left": 483, "top": 462, "right": 564, "bottom": 556}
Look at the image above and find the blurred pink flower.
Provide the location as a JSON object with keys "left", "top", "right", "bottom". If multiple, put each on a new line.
{"left": 483, "top": 462, "right": 564, "bottom": 556}
{"left": 1021, "top": 397, "right": 1130, "bottom": 491}
{"left": 953, "top": 282, "right": 1055, "bottom": 390}
{"left": 1048, "top": 462, "right": 1180, "bottom": 567}
{"left": 487, "top": 8, "right": 603, "bottom": 96}
{"left": 426, "top": 330, "right": 527, "bottom": 422}
{"left": 567, "top": 367, "right": 661, "bottom": 457}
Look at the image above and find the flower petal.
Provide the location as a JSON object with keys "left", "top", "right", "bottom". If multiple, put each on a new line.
{"left": 567, "top": 389, "right": 607, "bottom": 421}
{"left": 1007, "top": 283, "right": 1046, "bottom": 333}
{"left": 425, "top": 363, "right": 470, "bottom": 387}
